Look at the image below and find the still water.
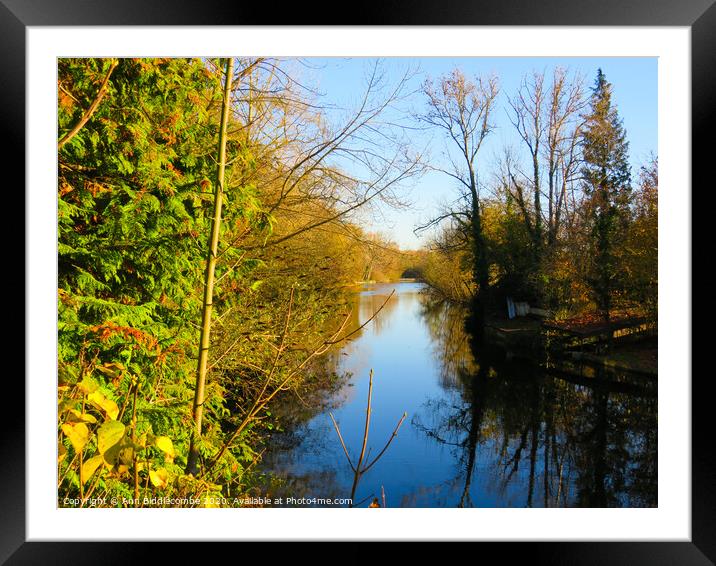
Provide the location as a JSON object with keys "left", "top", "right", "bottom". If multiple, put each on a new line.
{"left": 261, "top": 281, "right": 657, "bottom": 507}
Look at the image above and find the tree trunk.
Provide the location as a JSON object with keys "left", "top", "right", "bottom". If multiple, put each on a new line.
{"left": 532, "top": 151, "right": 543, "bottom": 252}
{"left": 186, "top": 58, "right": 234, "bottom": 475}
{"left": 470, "top": 196, "right": 489, "bottom": 334}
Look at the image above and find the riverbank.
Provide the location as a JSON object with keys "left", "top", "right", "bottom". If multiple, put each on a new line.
{"left": 484, "top": 314, "right": 657, "bottom": 377}
{"left": 565, "top": 338, "right": 657, "bottom": 376}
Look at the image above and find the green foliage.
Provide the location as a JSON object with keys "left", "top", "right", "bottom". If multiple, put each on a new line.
{"left": 57, "top": 58, "right": 265, "bottom": 507}
{"left": 58, "top": 58, "right": 218, "bottom": 374}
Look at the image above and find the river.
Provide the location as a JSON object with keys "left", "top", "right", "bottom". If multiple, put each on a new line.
{"left": 260, "top": 281, "right": 657, "bottom": 507}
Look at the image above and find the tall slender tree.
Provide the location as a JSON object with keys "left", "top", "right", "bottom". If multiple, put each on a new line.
{"left": 186, "top": 57, "right": 234, "bottom": 475}
{"left": 505, "top": 68, "right": 585, "bottom": 302}
{"left": 420, "top": 70, "right": 499, "bottom": 329}
{"left": 580, "top": 69, "right": 631, "bottom": 322}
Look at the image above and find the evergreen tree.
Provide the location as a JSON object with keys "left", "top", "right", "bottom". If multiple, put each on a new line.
{"left": 580, "top": 69, "right": 632, "bottom": 322}
{"left": 57, "top": 58, "right": 262, "bottom": 501}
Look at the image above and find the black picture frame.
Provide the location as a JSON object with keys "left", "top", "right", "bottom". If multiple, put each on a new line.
{"left": 5, "top": 0, "right": 710, "bottom": 563}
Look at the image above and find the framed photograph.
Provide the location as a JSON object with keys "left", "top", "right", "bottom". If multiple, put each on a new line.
{"left": 9, "top": 0, "right": 709, "bottom": 562}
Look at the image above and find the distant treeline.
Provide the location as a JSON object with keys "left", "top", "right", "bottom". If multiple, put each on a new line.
{"left": 416, "top": 69, "right": 657, "bottom": 324}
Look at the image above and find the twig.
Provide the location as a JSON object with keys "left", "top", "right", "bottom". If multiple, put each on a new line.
{"left": 361, "top": 412, "right": 407, "bottom": 474}
{"left": 290, "top": 386, "right": 310, "bottom": 409}
{"left": 207, "top": 335, "right": 243, "bottom": 371}
{"left": 214, "top": 251, "right": 248, "bottom": 284}
{"left": 329, "top": 413, "right": 356, "bottom": 472}
{"left": 355, "top": 369, "right": 374, "bottom": 473}
{"left": 57, "top": 453, "right": 78, "bottom": 488}
{"left": 345, "top": 369, "right": 409, "bottom": 506}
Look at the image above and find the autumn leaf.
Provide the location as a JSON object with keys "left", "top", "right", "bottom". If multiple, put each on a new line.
{"left": 154, "top": 436, "right": 174, "bottom": 459}
{"left": 88, "top": 390, "right": 119, "bottom": 420}
{"left": 97, "top": 420, "right": 125, "bottom": 464}
{"left": 81, "top": 455, "right": 105, "bottom": 484}
{"left": 149, "top": 468, "right": 169, "bottom": 488}
{"left": 62, "top": 422, "right": 90, "bottom": 453}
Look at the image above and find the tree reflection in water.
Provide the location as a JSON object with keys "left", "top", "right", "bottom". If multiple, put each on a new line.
{"left": 412, "top": 296, "right": 657, "bottom": 508}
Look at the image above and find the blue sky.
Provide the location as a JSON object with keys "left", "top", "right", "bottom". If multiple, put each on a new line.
{"left": 291, "top": 57, "right": 657, "bottom": 249}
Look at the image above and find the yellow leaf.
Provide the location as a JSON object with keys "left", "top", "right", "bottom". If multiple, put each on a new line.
{"left": 62, "top": 422, "right": 89, "bottom": 453}
{"left": 58, "top": 443, "right": 67, "bottom": 463}
{"left": 154, "top": 436, "right": 174, "bottom": 458}
{"left": 88, "top": 391, "right": 119, "bottom": 420}
{"left": 67, "top": 409, "right": 97, "bottom": 424}
{"left": 149, "top": 468, "right": 168, "bottom": 488}
{"left": 102, "top": 399, "right": 119, "bottom": 420}
{"left": 81, "top": 454, "right": 104, "bottom": 484}
{"left": 97, "top": 420, "right": 125, "bottom": 464}
{"left": 87, "top": 390, "right": 106, "bottom": 408}
{"left": 78, "top": 377, "right": 99, "bottom": 394}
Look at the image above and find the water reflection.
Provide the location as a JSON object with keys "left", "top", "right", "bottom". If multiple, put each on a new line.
{"left": 261, "top": 282, "right": 657, "bottom": 507}
{"left": 416, "top": 296, "right": 657, "bottom": 508}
